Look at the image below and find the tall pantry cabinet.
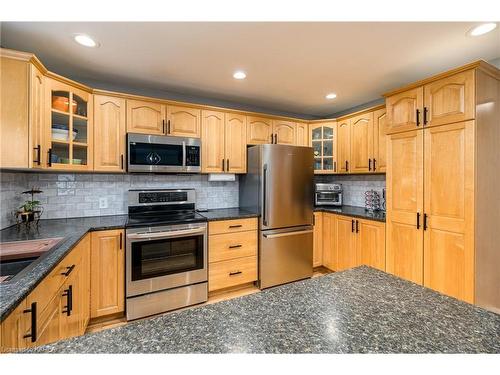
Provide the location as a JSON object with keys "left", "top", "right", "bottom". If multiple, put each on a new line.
{"left": 384, "top": 62, "right": 500, "bottom": 313}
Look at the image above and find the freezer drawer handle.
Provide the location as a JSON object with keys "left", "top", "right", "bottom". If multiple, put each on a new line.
{"left": 263, "top": 229, "right": 313, "bottom": 239}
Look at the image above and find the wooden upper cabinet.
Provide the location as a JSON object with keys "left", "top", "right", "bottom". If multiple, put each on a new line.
{"left": 90, "top": 230, "right": 125, "bottom": 319}
{"left": 295, "top": 123, "right": 309, "bottom": 146}
{"left": 386, "top": 87, "right": 423, "bottom": 134}
{"left": 423, "top": 70, "right": 475, "bottom": 128}
{"left": 337, "top": 119, "right": 351, "bottom": 173}
{"left": 334, "top": 215, "right": 357, "bottom": 271}
{"left": 201, "top": 110, "right": 225, "bottom": 173}
{"left": 94, "top": 95, "right": 126, "bottom": 172}
{"left": 386, "top": 130, "right": 424, "bottom": 284}
{"left": 373, "top": 108, "right": 387, "bottom": 173}
{"left": 167, "top": 105, "right": 201, "bottom": 138}
{"left": 29, "top": 64, "right": 45, "bottom": 168}
{"left": 423, "top": 121, "right": 475, "bottom": 303}
{"left": 247, "top": 116, "right": 272, "bottom": 145}
{"left": 357, "top": 219, "right": 386, "bottom": 271}
{"left": 126, "top": 99, "right": 165, "bottom": 135}
{"left": 272, "top": 120, "right": 296, "bottom": 145}
{"left": 225, "top": 112, "right": 247, "bottom": 173}
{"left": 350, "top": 112, "right": 374, "bottom": 173}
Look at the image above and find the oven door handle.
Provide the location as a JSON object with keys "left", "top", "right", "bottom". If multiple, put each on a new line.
{"left": 127, "top": 227, "right": 206, "bottom": 240}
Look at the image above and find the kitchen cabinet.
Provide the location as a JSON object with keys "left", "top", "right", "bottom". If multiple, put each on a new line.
{"left": 208, "top": 218, "right": 258, "bottom": 292}
{"left": 373, "top": 107, "right": 387, "bottom": 173}
{"left": 30, "top": 64, "right": 45, "bottom": 168}
{"left": 45, "top": 78, "right": 93, "bottom": 171}
{"left": 166, "top": 105, "right": 201, "bottom": 138}
{"left": 247, "top": 116, "right": 273, "bottom": 145}
{"left": 0, "top": 300, "right": 28, "bottom": 353}
{"left": 349, "top": 112, "right": 374, "bottom": 173}
{"left": 385, "top": 87, "right": 423, "bottom": 134}
{"left": 321, "top": 212, "right": 335, "bottom": 270}
{"left": 336, "top": 119, "right": 351, "bottom": 173}
{"left": 313, "top": 212, "right": 323, "bottom": 267}
{"left": 357, "top": 219, "right": 386, "bottom": 271}
{"left": 201, "top": 111, "right": 247, "bottom": 174}
{"left": 310, "top": 122, "right": 337, "bottom": 173}
{"left": 296, "top": 123, "right": 309, "bottom": 146}
{"left": 93, "top": 95, "right": 126, "bottom": 172}
{"left": 334, "top": 215, "right": 358, "bottom": 271}
{"left": 126, "top": 99, "right": 165, "bottom": 135}
{"left": 272, "top": 119, "right": 296, "bottom": 145}
{"left": 90, "top": 230, "right": 125, "bottom": 319}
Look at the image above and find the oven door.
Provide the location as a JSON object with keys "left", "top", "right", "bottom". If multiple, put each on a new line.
{"left": 315, "top": 191, "right": 342, "bottom": 206}
{"left": 126, "top": 223, "right": 207, "bottom": 297}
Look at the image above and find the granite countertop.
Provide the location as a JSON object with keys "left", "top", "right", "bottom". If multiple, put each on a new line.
{"left": 197, "top": 207, "right": 259, "bottom": 221}
{"left": 26, "top": 266, "right": 500, "bottom": 353}
{"left": 0, "top": 215, "right": 128, "bottom": 322}
{"left": 315, "top": 205, "right": 386, "bottom": 222}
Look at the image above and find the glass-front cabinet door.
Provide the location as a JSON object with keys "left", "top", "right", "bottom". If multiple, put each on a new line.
{"left": 310, "top": 122, "right": 337, "bottom": 173}
{"left": 45, "top": 79, "right": 93, "bottom": 170}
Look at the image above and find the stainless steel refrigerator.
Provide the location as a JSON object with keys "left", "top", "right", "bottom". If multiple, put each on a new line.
{"left": 239, "top": 144, "right": 314, "bottom": 289}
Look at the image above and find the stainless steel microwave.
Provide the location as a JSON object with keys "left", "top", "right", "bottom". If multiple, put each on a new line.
{"left": 127, "top": 133, "right": 201, "bottom": 173}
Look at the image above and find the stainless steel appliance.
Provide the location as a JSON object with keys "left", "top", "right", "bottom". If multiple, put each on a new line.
{"left": 315, "top": 183, "right": 343, "bottom": 206}
{"left": 239, "top": 144, "right": 314, "bottom": 289}
{"left": 125, "top": 189, "right": 208, "bottom": 320}
{"left": 127, "top": 133, "right": 201, "bottom": 173}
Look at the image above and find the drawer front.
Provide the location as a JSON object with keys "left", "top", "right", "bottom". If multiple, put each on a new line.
{"left": 208, "top": 256, "right": 257, "bottom": 292}
{"left": 209, "top": 231, "right": 257, "bottom": 263}
{"left": 209, "top": 218, "right": 258, "bottom": 235}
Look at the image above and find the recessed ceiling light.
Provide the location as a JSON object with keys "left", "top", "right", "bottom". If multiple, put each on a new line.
{"left": 325, "top": 93, "right": 337, "bottom": 100}
{"left": 233, "top": 71, "right": 247, "bottom": 80}
{"left": 467, "top": 23, "right": 497, "bottom": 37}
{"left": 74, "top": 34, "right": 99, "bottom": 48}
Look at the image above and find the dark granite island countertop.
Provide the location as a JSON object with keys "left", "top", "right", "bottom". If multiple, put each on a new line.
{"left": 0, "top": 215, "right": 128, "bottom": 322}
{"left": 197, "top": 207, "right": 259, "bottom": 221}
{"left": 315, "top": 205, "right": 386, "bottom": 222}
{"left": 26, "top": 266, "right": 500, "bottom": 353}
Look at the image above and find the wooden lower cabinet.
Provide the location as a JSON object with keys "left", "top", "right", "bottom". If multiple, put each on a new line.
{"left": 312, "top": 212, "right": 323, "bottom": 267}
{"left": 208, "top": 219, "right": 258, "bottom": 292}
{"left": 357, "top": 219, "right": 386, "bottom": 271}
{"left": 90, "top": 230, "right": 125, "bottom": 319}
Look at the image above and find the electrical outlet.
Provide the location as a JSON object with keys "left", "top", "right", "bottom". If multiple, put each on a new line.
{"left": 99, "top": 197, "right": 108, "bottom": 209}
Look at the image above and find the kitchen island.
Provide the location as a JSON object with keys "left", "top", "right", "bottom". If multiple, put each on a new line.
{"left": 26, "top": 266, "right": 500, "bottom": 353}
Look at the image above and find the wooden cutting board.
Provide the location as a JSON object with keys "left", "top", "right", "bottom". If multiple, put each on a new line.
{"left": 0, "top": 237, "right": 64, "bottom": 261}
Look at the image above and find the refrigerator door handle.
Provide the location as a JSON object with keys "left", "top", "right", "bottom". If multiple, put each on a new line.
{"left": 262, "top": 163, "right": 268, "bottom": 226}
{"left": 263, "top": 229, "right": 313, "bottom": 239}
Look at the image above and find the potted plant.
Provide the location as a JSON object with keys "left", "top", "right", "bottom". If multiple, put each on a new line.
{"left": 17, "top": 188, "right": 43, "bottom": 223}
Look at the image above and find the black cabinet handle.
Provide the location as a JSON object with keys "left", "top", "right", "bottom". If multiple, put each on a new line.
{"left": 227, "top": 159, "right": 229, "bottom": 171}
{"left": 270, "top": 134, "right": 274, "bottom": 144}
{"left": 274, "top": 134, "right": 278, "bottom": 144}
{"left": 162, "top": 119, "right": 165, "bottom": 134}
{"left": 416, "top": 212, "right": 420, "bottom": 229}
{"left": 334, "top": 161, "right": 337, "bottom": 172}
{"left": 351, "top": 219, "right": 355, "bottom": 233}
{"left": 369, "top": 159, "right": 372, "bottom": 171}
{"left": 423, "top": 107, "right": 428, "bottom": 125}
{"left": 222, "top": 159, "right": 225, "bottom": 172}
{"left": 229, "top": 271, "right": 242, "bottom": 276}
{"left": 423, "top": 213, "right": 428, "bottom": 230}
{"left": 167, "top": 119, "right": 171, "bottom": 134}
{"left": 62, "top": 285, "right": 73, "bottom": 316}
{"left": 229, "top": 224, "right": 242, "bottom": 229}
{"left": 345, "top": 160, "right": 349, "bottom": 172}
{"left": 23, "top": 302, "right": 37, "bottom": 342}
{"left": 33, "top": 145, "right": 41, "bottom": 165}
{"left": 120, "top": 154, "right": 124, "bottom": 170}
{"left": 373, "top": 158, "right": 377, "bottom": 171}
{"left": 47, "top": 148, "right": 52, "bottom": 167}
{"left": 229, "top": 244, "right": 242, "bottom": 249}
{"left": 61, "top": 264, "right": 75, "bottom": 277}
{"left": 119, "top": 232, "right": 123, "bottom": 249}
{"left": 356, "top": 220, "right": 359, "bottom": 233}
{"left": 416, "top": 109, "right": 420, "bottom": 126}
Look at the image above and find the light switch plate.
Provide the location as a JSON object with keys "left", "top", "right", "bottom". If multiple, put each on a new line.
{"left": 99, "top": 197, "right": 108, "bottom": 209}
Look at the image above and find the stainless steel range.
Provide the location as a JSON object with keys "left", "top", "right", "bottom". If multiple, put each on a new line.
{"left": 125, "top": 189, "right": 208, "bottom": 320}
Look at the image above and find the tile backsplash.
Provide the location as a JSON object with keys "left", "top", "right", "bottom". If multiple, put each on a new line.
{"left": 0, "top": 172, "right": 239, "bottom": 230}
{"left": 314, "top": 174, "right": 386, "bottom": 208}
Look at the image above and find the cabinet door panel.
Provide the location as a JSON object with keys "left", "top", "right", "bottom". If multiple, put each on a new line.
{"left": 373, "top": 108, "right": 387, "bottom": 173}
{"left": 322, "top": 213, "right": 335, "bottom": 270}
{"left": 386, "top": 130, "right": 424, "bottom": 284}
{"left": 30, "top": 64, "right": 45, "bottom": 168}
{"left": 126, "top": 99, "right": 164, "bottom": 135}
{"left": 201, "top": 110, "right": 225, "bottom": 173}
{"left": 386, "top": 87, "right": 423, "bottom": 134}
{"left": 247, "top": 116, "right": 272, "bottom": 145}
{"left": 91, "top": 230, "right": 125, "bottom": 318}
{"left": 272, "top": 120, "right": 296, "bottom": 145}
{"left": 335, "top": 215, "right": 357, "bottom": 271}
{"left": 167, "top": 105, "right": 201, "bottom": 138}
{"left": 296, "top": 123, "right": 309, "bottom": 146}
{"left": 225, "top": 112, "right": 247, "bottom": 173}
{"left": 424, "top": 70, "right": 474, "bottom": 127}
{"left": 350, "top": 112, "right": 373, "bottom": 173}
{"left": 337, "top": 119, "right": 351, "bottom": 173}
{"left": 0, "top": 300, "right": 28, "bottom": 352}
{"left": 94, "top": 95, "right": 126, "bottom": 172}
{"left": 313, "top": 212, "right": 323, "bottom": 267}
{"left": 423, "top": 121, "right": 474, "bottom": 302}
{"left": 357, "top": 219, "right": 386, "bottom": 271}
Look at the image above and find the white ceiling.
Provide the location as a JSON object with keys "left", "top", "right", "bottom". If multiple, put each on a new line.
{"left": 1, "top": 22, "right": 499, "bottom": 118}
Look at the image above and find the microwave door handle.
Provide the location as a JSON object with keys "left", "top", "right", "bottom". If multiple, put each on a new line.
{"left": 182, "top": 141, "right": 187, "bottom": 171}
{"left": 127, "top": 227, "right": 206, "bottom": 240}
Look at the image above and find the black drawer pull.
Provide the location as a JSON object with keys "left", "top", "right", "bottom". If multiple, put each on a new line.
{"left": 229, "top": 224, "right": 242, "bottom": 229}
{"left": 61, "top": 264, "right": 75, "bottom": 277}
{"left": 229, "top": 271, "right": 242, "bottom": 276}
{"left": 62, "top": 285, "right": 73, "bottom": 316}
{"left": 229, "top": 244, "right": 242, "bottom": 249}
{"left": 23, "top": 302, "right": 37, "bottom": 342}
